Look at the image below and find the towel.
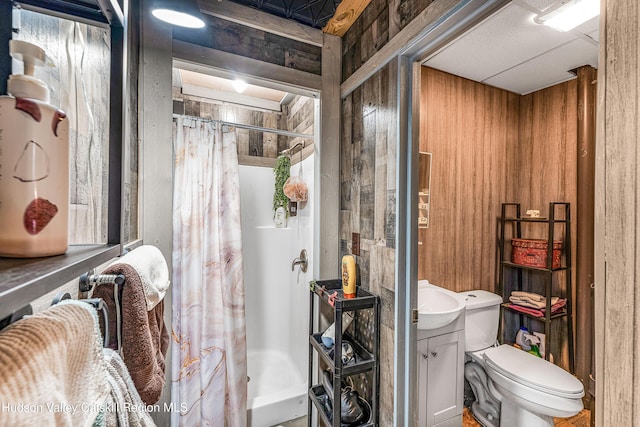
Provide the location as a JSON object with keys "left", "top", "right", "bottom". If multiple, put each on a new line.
{"left": 511, "top": 291, "right": 545, "bottom": 302}
{"left": 110, "top": 245, "right": 170, "bottom": 311}
{"left": 509, "top": 294, "right": 559, "bottom": 309}
{"left": 99, "top": 348, "right": 156, "bottom": 427}
{"left": 0, "top": 301, "right": 109, "bottom": 427}
{"left": 506, "top": 298, "right": 567, "bottom": 317}
{"left": 93, "top": 263, "right": 169, "bottom": 405}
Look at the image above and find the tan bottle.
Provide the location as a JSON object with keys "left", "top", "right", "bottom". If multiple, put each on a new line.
{"left": 0, "top": 40, "right": 69, "bottom": 257}
{"left": 342, "top": 255, "right": 357, "bottom": 298}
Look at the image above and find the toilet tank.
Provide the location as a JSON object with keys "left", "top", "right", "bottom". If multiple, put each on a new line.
{"left": 458, "top": 290, "right": 503, "bottom": 352}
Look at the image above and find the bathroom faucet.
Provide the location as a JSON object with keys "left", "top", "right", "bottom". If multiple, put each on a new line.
{"left": 291, "top": 249, "right": 308, "bottom": 272}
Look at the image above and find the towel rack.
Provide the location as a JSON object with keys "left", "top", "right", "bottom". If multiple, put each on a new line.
{"left": 78, "top": 271, "right": 125, "bottom": 352}
{"left": 79, "top": 270, "right": 125, "bottom": 293}
{"left": 52, "top": 292, "right": 110, "bottom": 348}
{"left": 0, "top": 303, "right": 33, "bottom": 332}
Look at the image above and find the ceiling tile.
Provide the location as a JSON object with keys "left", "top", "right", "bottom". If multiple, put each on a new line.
{"left": 519, "top": 0, "right": 561, "bottom": 13}
{"left": 424, "top": 4, "right": 576, "bottom": 83}
{"left": 483, "top": 38, "right": 598, "bottom": 94}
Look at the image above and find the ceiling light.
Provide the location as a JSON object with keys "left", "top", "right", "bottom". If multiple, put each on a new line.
{"left": 152, "top": 0, "right": 205, "bottom": 29}
{"left": 232, "top": 79, "right": 248, "bottom": 93}
{"left": 539, "top": 0, "right": 599, "bottom": 32}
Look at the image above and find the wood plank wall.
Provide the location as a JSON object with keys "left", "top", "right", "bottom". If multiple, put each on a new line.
{"left": 418, "top": 67, "right": 578, "bottom": 292}
{"left": 418, "top": 67, "right": 520, "bottom": 292}
{"left": 18, "top": 10, "right": 112, "bottom": 245}
{"left": 595, "top": 0, "right": 640, "bottom": 425}
{"left": 342, "top": 0, "right": 437, "bottom": 81}
{"left": 418, "top": 67, "right": 580, "bottom": 369}
{"left": 173, "top": 14, "right": 321, "bottom": 75}
{"left": 340, "top": 59, "right": 398, "bottom": 427}
{"left": 175, "top": 93, "right": 315, "bottom": 167}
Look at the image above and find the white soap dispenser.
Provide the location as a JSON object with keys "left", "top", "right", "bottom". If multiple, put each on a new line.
{"left": 0, "top": 40, "right": 69, "bottom": 257}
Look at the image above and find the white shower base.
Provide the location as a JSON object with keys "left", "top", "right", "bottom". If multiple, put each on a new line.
{"left": 247, "top": 349, "right": 307, "bottom": 427}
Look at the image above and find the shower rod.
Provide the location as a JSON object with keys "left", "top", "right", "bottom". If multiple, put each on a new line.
{"left": 172, "top": 114, "right": 315, "bottom": 140}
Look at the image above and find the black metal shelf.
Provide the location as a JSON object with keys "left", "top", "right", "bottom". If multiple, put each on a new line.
{"left": 501, "top": 261, "right": 569, "bottom": 273}
{"left": 498, "top": 202, "right": 575, "bottom": 372}
{"left": 309, "top": 385, "right": 374, "bottom": 427}
{"left": 501, "top": 217, "right": 569, "bottom": 223}
{"left": 310, "top": 333, "right": 375, "bottom": 376}
{"left": 501, "top": 303, "right": 569, "bottom": 320}
{"left": 310, "top": 279, "right": 378, "bottom": 311}
{"left": 308, "top": 280, "right": 379, "bottom": 427}
{"left": 0, "top": 244, "right": 121, "bottom": 320}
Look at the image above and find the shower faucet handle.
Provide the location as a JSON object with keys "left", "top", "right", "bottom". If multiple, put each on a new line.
{"left": 291, "top": 249, "right": 308, "bottom": 272}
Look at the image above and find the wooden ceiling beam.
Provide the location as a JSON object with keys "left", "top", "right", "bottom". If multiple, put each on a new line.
{"left": 322, "top": 0, "right": 372, "bottom": 37}
{"left": 197, "top": 0, "right": 323, "bottom": 47}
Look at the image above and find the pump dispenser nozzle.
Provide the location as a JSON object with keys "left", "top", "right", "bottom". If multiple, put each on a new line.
{"left": 7, "top": 40, "right": 51, "bottom": 102}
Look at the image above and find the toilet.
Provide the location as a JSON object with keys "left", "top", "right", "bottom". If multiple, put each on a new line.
{"left": 459, "top": 289, "right": 584, "bottom": 427}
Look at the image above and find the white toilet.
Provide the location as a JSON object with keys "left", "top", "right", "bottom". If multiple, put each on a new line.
{"left": 459, "top": 289, "right": 584, "bottom": 427}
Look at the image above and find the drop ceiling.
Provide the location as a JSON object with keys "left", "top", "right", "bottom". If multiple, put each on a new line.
{"left": 423, "top": 0, "right": 599, "bottom": 95}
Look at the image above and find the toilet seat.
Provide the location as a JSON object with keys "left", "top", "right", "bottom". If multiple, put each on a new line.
{"left": 482, "top": 345, "right": 584, "bottom": 399}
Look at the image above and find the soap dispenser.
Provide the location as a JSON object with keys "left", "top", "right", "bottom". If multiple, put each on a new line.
{"left": 0, "top": 40, "right": 69, "bottom": 257}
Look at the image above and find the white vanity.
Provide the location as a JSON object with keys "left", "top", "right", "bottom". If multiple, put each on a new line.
{"left": 417, "top": 281, "right": 466, "bottom": 427}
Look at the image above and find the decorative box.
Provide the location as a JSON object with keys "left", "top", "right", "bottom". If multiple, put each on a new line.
{"left": 511, "top": 238, "right": 562, "bottom": 269}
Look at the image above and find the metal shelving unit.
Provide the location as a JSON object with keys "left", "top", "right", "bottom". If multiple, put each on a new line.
{"left": 308, "top": 279, "right": 379, "bottom": 427}
{"left": 498, "top": 202, "right": 575, "bottom": 372}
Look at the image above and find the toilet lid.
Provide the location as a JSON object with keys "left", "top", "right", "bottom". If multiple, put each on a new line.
{"left": 483, "top": 345, "right": 584, "bottom": 399}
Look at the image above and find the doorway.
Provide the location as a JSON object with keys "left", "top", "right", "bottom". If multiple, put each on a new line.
{"left": 400, "top": 0, "right": 598, "bottom": 424}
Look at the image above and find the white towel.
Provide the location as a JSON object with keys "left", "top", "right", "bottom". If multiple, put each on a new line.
{"left": 109, "top": 245, "right": 170, "bottom": 311}
{"left": 0, "top": 301, "right": 109, "bottom": 427}
{"left": 100, "top": 349, "right": 156, "bottom": 427}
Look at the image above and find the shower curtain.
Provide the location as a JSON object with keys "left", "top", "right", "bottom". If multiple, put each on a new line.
{"left": 171, "top": 117, "right": 247, "bottom": 426}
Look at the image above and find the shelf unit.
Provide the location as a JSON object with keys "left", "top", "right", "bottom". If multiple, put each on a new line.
{"left": 498, "top": 202, "right": 574, "bottom": 372}
{"left": 308, "top": 279, "right": 379, "bottom": 427}
{"left": 0, "top": 0, "right": 128, "bottom": 324}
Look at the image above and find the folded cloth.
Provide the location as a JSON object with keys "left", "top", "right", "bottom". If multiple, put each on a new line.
{"left": 509, "top": 295, "right": 560, "bottom": 309}
{"left": 511, "top": 291, "right": 545, "bottom": 302}
{"left": 0, "top": 301, "right": 109, "bottom": 427}
{"left": 506, "top": 298, "right": 567, "bottom": 317}
{"left": 110, "top": 245, "right": 170, "bottom": 311}
{"left": 93, "top": 263, "right": 170, "bottom": 405}
{"left": 100, "top": 348, "right": 156, "bottom": 427}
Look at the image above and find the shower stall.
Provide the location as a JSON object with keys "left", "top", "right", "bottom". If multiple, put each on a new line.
{"left": 240, "top": 154, "right": 315, "bottom": 426}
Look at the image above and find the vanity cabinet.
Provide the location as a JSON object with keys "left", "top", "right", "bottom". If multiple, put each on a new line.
{"left": 417, "top": 315, "right": 465, "bottom": 427}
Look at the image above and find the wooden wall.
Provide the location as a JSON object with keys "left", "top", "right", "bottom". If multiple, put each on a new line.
{"left": 418, "top": 67, "right": 520, "bottom": 292}
{"left": 418, "top": 67, "right": 580, "bottom": 369}
{"left": 18, "top": 9, "right": 113, "bottom": 245}
{"left": 340, "top": 59, "right": 397, "bottom": 426}
{"left": 173, "top": 14, "right": 321, "bottom": 75}
{"left": 342, "top": 0, "right": 437, "bottom": 80}
{"left": 517, "top": 81, "right": 578, "bottom": 240}
{"left": 175, "top": 93, "right": 315, "bottom": 166}
{"left": 595, "top": 0, "right": 640, "bottom": 425}
{"left": 419, "top": 67, "right": 578, "bottom": 293}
